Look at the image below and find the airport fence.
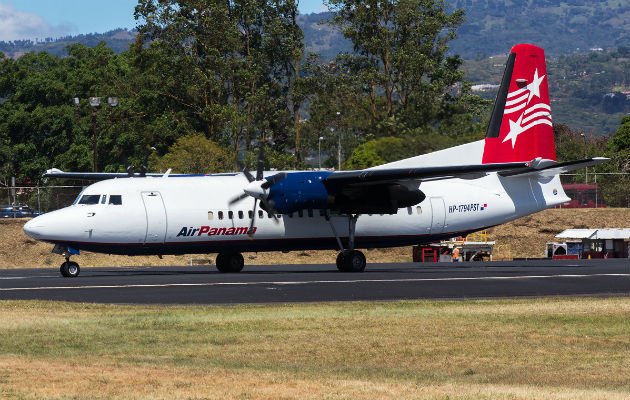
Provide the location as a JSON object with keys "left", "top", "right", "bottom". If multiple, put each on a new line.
{"left": 0, "top": 185, "right": 84, "bottom": 213}
{"left": 0, "top": 173, "right": 627, "bottom": 214}
{"left": 559, "top": 173, "right": 630, "bottom": 208}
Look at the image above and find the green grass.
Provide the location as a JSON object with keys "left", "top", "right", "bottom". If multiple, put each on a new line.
{"left": 0, "top": 298, "right": 628, "bottom": 399}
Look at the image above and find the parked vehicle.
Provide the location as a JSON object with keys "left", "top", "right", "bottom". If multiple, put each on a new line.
{"left": 0, "top": 205, "right": 42, "bottom": 218}
{"left": 557, "top": 184, "right": 605, "bottom": 208}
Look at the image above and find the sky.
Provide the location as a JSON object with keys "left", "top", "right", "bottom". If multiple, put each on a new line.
{"left": 0, "top": 0, "right": 327, "bottom": 42}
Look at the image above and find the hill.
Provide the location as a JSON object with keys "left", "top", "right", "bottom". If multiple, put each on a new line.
{"left": 0, "top": 2, "right": 627, "bottom": 134}
{"left": 449, "top": 0, "right": 629, "bottom": 58}
{"left": 0, "top": 29, "right": 136, "bottom": 58}
{"left": 4, "top": 208, "right": 628, "bottom": 269}
{"left": 3, "top": 1, "right": 628, "bottom": 60}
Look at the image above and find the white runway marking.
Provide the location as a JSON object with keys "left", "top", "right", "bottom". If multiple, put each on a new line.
{"left": 0, "top": 273, "right": 627, "bottom": 291}
{"left": 0, "top": 276, "right": 57, "bottom": 280}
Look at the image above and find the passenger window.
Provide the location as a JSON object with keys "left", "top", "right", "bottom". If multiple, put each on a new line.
{"left": 218, "top": 211, "right": 224, "bottom": 220}
{"left": 416, "top": 206, "right": 422, "bottom": 215}
{"left": 108, "top": 195, "right": 122, "bottom": 205}
{"left": 258, "top": 210, "right": 263, "bottom": 219}
{"left": 298, "top": 210, "right": 303, "bottom": 218}
{"left": 208, "top": 211, "right": 214, "bottom": 220}
{"left": 308, "top": 209, "right": 313, "bottom": 218}
{"left": 319, "top": 209, "right": 326, "bottom": 217}
{"left": 267, "top": 212, "right": 272, "bottom": 218}
{"left": 238, "top": 211, "right": 244, "bottom": 219}
{"left": 79, "top": 194, "right": 101, "bottom": 205}
{"left": 248, "top": 210, "right": 253, "bottom": 219}
{"left": 228, "top": 211, "right": 234, "bottom": 219}
{"left": 101, "top": 195, "right": 107, "bottom": 204}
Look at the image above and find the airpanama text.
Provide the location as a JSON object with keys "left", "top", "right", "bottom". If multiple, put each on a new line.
{"left": 177, "top": 226, "right": 257, "bottom": 237}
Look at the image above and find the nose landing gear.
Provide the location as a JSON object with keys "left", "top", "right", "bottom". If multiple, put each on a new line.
{"left": 52, "top": 244, "right": 81, "bottom": 277}
{"left": 60, "top": 259, "right": 80, "bottom": 277}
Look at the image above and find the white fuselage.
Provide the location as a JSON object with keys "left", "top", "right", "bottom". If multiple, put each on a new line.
{"left": 24, "top": 171, "right": 567, "bottom": 256}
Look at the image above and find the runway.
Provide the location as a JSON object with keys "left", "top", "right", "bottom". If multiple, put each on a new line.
{"left": 0, "top": 259, "right": 627, "bottom": 304}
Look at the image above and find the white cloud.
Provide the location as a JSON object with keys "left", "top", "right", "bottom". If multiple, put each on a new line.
{"left": 0, "top": 2, "right": 74, "bottom": 42}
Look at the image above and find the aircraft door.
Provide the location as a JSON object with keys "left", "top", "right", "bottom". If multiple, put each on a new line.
{"left": 141, "top": 191, "right": 167, "bottom": 244}
{"left": 430, "top": 197, "right": 446, "bottom": 235}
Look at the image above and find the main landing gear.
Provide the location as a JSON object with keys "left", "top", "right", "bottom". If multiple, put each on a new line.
{"left": 215, "top": 252, "right": 244, "bottom": 273}
{"left": 336, "top": 250, "right": 366, "bottom": 272}
{"left": 328, "top": 213, "right": 367, "bottom": 272}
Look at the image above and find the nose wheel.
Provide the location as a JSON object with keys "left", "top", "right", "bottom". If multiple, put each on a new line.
{"left": 60, "top": 260, "right": 80, "bottom": 277}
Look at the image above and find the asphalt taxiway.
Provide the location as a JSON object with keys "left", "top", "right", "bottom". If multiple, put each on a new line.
{"left": 0, "top": 259, "right": 627, "bottom": 304}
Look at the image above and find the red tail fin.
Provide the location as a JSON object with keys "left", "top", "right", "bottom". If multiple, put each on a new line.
{"left": 482, "top": 44, "right": 556, "bottom": 163}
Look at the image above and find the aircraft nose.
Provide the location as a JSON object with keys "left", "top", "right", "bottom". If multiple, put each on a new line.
{"left": 23, "top": 217, "right": 44, "bottom": 239}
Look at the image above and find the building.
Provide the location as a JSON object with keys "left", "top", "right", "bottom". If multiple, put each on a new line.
{"left": 548, "top": 228, "right": 630, "bottom": 259}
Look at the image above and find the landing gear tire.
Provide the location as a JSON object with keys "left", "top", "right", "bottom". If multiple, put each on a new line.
{"left": 60, "top": 261, "right": 80, "bottom": 278}
{"left": 336, "top": 250, "right": 366, "bottom": 272}
{"left": 216, "top": 252, "right": 244, "bottom": 273}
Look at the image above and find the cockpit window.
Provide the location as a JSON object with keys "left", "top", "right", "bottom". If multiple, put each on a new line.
{"left": 108, "top": 195, "right": 122, "bottom": 205}
{"left": 73, "top": 188, "right": 87, "bottom": 205}
{"left": 78, "top": 194, "right": 101, "bottom": 205}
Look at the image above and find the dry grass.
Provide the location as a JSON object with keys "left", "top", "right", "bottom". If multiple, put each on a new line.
{"left": 0, "top": 298, "right": 628, "bottom": 399}
{"left": 0, "top": 357, "right": 625, "bottom": 400}
{"left": 2, "top": 208, "right": 628, "bottom": 268}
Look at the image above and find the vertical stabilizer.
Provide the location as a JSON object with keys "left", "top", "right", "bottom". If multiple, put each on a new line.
{"left": 482, "top": 44, "right": 555, "bottom": 163}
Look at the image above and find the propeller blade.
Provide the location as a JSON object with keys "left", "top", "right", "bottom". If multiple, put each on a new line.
{"left": 228, "top": 192, "right": 249, "bottom": 205}
{"left": 237, "top": 161, "right": 255, "bottom": 183}
{"left": 260, "top": 198, "right": 279, "bottom": 224}
{"left": 256, "top": 144, "right": 264, "bottom": 181}
{"left": 248, "top": 199, "right": 258, "bottom": 238}
{"left": 121, "top": 155, "right": 134, "bottom": 177}
{"left": 260, "top": 172, "right": 286, "bottom": 189}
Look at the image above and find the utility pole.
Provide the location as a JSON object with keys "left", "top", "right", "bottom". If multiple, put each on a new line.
{"left": 88, "top": 97, "right": 101, "bottom": 172}
{"left": 336, "top": 111, "right": 341, "bottom": 171}
{"left": 318, "top": 136, "right": 323, "bottom": 170}
{"left": 580, "top": 133, "right": 587, "bottom": 184}
{"left": 80, "top": 97, "right": 118, "bottom": 172}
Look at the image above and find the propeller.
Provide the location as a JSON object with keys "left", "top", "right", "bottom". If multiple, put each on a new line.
{"left": 229, "top": 143, "right": 285, "bottom": 237}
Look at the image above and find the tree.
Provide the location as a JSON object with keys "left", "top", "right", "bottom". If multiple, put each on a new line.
{"left": 149, "top": 134, "right": 233, "bottom": 174}
{"left": 324, "top": 0, "right": 484, "bottom": 137}
{"left": 134, "top": 0, "right": 305, "bottom": 163}
{"left": 344, "top": 137, "right": 411, "bottom": 169}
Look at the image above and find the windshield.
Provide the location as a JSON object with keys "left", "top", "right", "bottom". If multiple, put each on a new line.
{"left": 78, "top": 194, "right": 101, "bottom": 205}
{"left": 73, "top": 188, "right": 87, "bottom": 205}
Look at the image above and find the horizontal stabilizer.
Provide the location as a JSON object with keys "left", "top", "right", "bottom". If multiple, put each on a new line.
{"left": 498, "top": 157, "right": 609, "bottom": 178}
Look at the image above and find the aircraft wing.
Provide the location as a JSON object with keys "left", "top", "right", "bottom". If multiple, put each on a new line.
{"left": 323, "top": 161, "right": 532, "bottom": 186}
{"left": 41, "top": 168, "right": 236, "bottom": 180}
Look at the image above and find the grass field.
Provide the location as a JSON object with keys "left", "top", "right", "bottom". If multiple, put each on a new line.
{"left": 3, "top": 208, "right": 628, "bottom": 269}
{"left": 0, "top": 297, "right": 628, "bottom": 399}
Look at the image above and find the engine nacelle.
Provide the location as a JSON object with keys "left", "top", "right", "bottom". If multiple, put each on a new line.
{"left": 266, "top": 171, "right": 425, "bottom": 214}
{"left": 267, "top": 172, "right": 332, "bottom": 214}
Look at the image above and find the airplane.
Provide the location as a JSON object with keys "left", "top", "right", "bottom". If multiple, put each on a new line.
{"left": 23, "top": 44, "right": 607, "bottom": 277}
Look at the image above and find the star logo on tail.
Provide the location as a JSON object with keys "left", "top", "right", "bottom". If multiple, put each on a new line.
{"left": 503, "top": 69, "right": 550, "bottom": 148}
